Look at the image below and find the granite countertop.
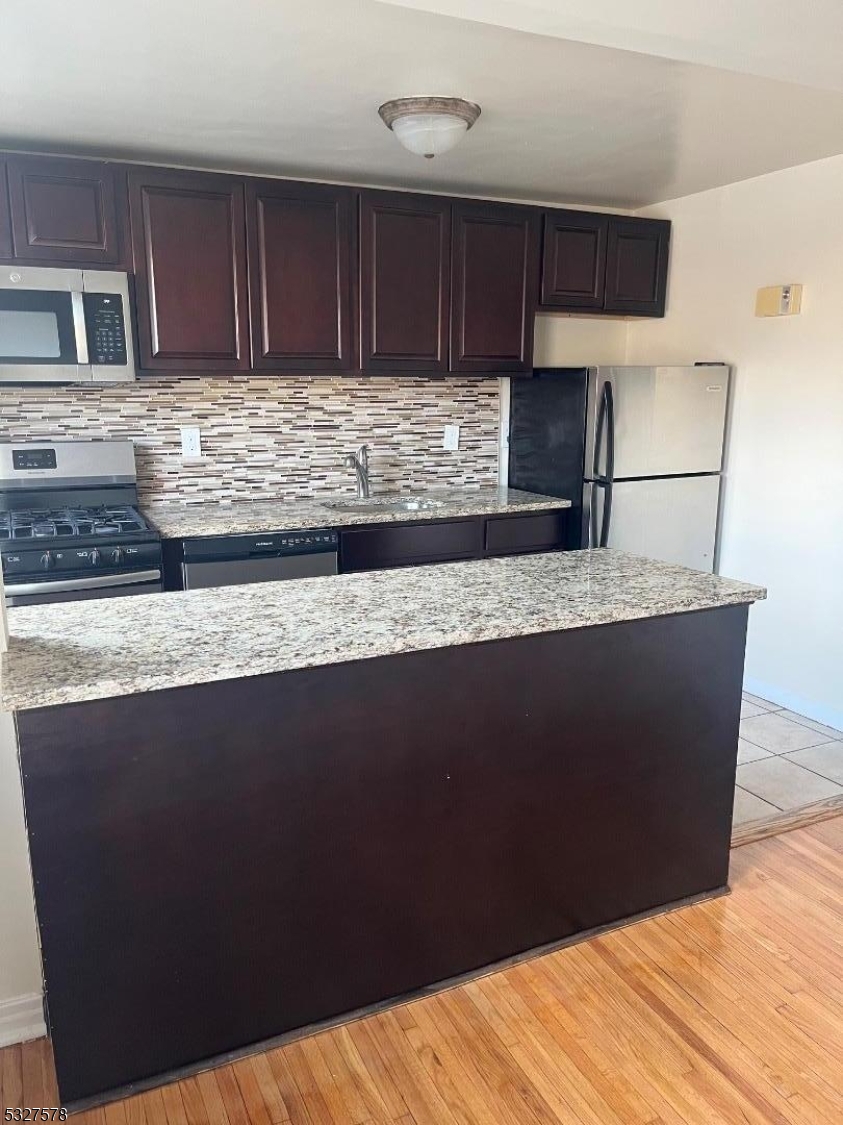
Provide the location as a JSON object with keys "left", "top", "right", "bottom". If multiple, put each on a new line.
{"left": 1, "top": 550, "right": 765, "bottom": 712}
{"left": 142, "top": 487, "right": 572, "bottom": 539}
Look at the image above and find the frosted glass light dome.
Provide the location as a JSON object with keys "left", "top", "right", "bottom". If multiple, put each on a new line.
{"left": 379, "top": 97, "right": 481, "bottom": 159}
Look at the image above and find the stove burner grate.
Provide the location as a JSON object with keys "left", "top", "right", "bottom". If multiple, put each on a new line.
{"left": 0, "top": 505, "right": 149, "bottom": 541}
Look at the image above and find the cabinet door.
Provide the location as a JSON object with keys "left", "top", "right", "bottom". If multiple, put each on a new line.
{"left": 359, "top": 191, "right": 450, "bottom": 374}
{"left": 0, "top": 160, "right": 11, "bottom": 259}
{"left": 341, "top": 520, "right": 483, "bottom": 572}
{"left": 247, "top": 180, "right": 353, "bottom": 371}
{"left": 6, "top": 155, "right": 121, "bottom": 265}
{"left": 484, "top": 511, "right": 567, "bottom": 556}
{"left": 540, "top": 210, "right": 608, "bottom": 309}
{"left": 129, "top": 168, "right": 250, "bottom": 370}
{"left": 451, "top": 201, "right": 540, "bottom": 374}
{"left": 604, "top": 218, "right": 670, "bottom": 316}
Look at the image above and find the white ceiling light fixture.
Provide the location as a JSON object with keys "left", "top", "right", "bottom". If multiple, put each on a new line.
{"left": 378, "top": 96, "right": 481, "bottom": 159}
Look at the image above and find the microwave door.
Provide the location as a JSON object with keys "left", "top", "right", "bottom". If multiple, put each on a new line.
{"left": 0, "top": 269, "right": 87, "bottom": 382}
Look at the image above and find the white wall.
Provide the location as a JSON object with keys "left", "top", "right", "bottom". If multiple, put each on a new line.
{"left": 627, "top": 154, "right": 843, "bottom": 728}
{"left": 0, "top": 579, "right": 45, "bottom": 1044}
{"left": 534, "top": 313, "right": 627, "bottom": 367}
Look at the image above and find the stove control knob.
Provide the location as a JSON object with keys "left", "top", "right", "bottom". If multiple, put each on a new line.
{"left": 109, "top": 546, "right": 124, "bottom": 566}
{"left": 40, "top": 551, "right": 54, "bottom": 571}
{"left": 90, "top": 548, "right": 101, "bottom": 567}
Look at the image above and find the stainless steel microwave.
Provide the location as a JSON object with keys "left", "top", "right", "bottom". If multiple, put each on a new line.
{"left": 0, "top": 266, "right": 136, "bottom": 384}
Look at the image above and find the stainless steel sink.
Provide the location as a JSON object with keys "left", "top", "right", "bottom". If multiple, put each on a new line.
{"left": 323, "top": 495, "right": 448, "bottom": 514}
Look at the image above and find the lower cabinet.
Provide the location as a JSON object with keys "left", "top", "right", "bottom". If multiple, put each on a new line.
{"left": 485, "top": 511, "right": 567, "bottom": 556}
{"left": 341, "top": 520, "right": 483, "bottom": 572}
{"left": 340, "top": 510, "right": 567, "bottom": 573}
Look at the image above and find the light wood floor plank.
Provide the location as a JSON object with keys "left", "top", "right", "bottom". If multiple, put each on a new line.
{"left": 215, "top": 1064, "right": 253, "bottom": 1125}
{"left": 317, "top": 1027, "right": 393, "bottom": 1125}
{"left": 5, "top": 816, "right": 843, "bottom": 1124}
{"left": 232, "top": 1057, "right": 274, "bottom": 1125}
{"left": 194, "top": 1069, "right": 233, "bottom": 1125}
{"left": 123, "top": 1091, "right": 149, "bottom": 1125}
{"left": 241, "top": 1053, "right": 292, "bottom": 1125}
{"left": 617, "top": 921, "right": 841, "bottom": 1123}
{"left": 266, "top": 1045, "right": 317, "bottom": 1125}
{"left": 1, "top": 1043, "right": 22, "bottom": 1112}
{"left": 341, "top": 1022, "right": 410, "bottom": 1122}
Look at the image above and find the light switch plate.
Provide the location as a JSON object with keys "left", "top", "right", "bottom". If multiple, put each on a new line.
{"left": 180, "top": 426, "right": 202, "bottom": 458}
{"left": 443, "top": 424, "right": 460, "bottom": 451}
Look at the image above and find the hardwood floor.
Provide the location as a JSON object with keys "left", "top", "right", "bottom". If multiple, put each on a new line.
{"left": 3, "top": 816, "right": 843, "bottom": 1123}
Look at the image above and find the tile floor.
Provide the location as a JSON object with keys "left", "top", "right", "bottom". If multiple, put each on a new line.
{"left": 732, "top": 693, "right": 843, "bottom": 828}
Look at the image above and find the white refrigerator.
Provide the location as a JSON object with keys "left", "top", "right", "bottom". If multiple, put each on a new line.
{"left": 583, "top": 365, "right": 730, "bottom": 571}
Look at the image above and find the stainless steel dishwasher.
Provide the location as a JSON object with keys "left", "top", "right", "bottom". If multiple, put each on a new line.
{"left": 181, "top": 529, "right": 338, "bottom": 590}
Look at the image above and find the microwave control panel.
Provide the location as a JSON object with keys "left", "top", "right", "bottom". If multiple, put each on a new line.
{"left": 83, "top": 292, "right": 128, "bottom": 366}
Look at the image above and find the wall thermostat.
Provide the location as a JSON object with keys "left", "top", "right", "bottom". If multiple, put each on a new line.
{"left": 755, "top": 284, "right": 802, "bottom": 317}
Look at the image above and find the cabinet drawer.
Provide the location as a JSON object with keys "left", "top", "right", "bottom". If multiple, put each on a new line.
{"left": 341, "top": 520, "right": 483, "bottom": 572}
{"left": 485, "top": 512, "right": 567, "bottom": 556}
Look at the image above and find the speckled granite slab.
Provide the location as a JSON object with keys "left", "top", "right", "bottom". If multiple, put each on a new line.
{"left": 2, "top": 550, "right": 765, "bottom": 712}
{"left": 143, "top": 487, "right": 571, "bottom": 539}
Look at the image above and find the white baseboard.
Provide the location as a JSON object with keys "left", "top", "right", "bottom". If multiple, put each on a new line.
{"left": 0, "top": 992, "right": 46, "bottom": 1048}
{"left": 743, "top": 676, "right": 843, "bottom": 733}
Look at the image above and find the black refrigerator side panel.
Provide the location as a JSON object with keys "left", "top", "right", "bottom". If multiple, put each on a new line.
{"left": 508, "top": 368, "right": 588, "bottom": 549}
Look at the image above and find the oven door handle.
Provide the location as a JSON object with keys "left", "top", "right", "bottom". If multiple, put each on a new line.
{"left": 71, "top": 290, "right": 89, "bottom": 364}
{"left": 7, "top": 569, "right": 161, "bottom": 597}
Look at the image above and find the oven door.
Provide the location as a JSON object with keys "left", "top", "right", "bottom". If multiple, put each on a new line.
{"left": 0, "top": 266, "right": 89, "bottom": 382}
{"left": 5, "top": 570, "right": 162, "bottom": 606}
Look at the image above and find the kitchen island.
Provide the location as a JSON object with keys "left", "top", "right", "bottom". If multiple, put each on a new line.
{"left": 2, "top": 550, "right": 765, "bottom": 1108}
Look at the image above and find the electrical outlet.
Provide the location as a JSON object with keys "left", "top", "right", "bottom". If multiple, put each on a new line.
{"left": 180, "top": 426, "right": 202, "bottom": 458}
{"left": 443, "top": 424, "right": 460, "bottom": 451}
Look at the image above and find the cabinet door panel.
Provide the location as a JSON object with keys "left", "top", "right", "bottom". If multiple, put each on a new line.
{"left": 604, "top": 218, "right": 670, "bottom": 316}
{"left": 129, "top": 169, "right": 249, "bottom": 370}
{"left": 540, "top": 210, "right": 607, "bottom": 309}
{"left": 248, "top": 181, "right": 353, "bottom": 371}
{"left": 341, "top": 520, "right": 483, "bottom": 571}
{"left": 451, "top": 201, "right": 539, "bottom": 374}
{"left": 6, "top": 155, "right": 120, "bottom": 264}
{"left": 360, "top": 191, "right": 450, "bottom": 374}
{"left": 485, "top": 511, "right": 567, "bottom": 556}
{"left": 0, "top": 160, "right": 11, "bottom": 259}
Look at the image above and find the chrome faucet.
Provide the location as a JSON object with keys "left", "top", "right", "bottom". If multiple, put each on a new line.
{"left": 344, "top": 444, "right": 371, "bottom": 499}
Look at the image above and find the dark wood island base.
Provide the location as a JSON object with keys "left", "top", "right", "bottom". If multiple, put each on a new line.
{"left": 18, "top": 604, "right": 748, "bottom": 1107}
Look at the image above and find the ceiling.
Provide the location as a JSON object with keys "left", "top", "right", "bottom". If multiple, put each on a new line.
{"left": 3, "top": 0, "right": 843, "bottom": 208}
{"left": 383, "top": 2, "right": 843, "bottom": 93}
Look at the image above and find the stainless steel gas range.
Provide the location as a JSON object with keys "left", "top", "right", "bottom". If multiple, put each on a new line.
{"left": 0, "top": 441, "right": 162, "bottom": 606}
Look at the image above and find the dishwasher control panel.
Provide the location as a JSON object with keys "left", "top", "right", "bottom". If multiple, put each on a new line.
{"left": 256, "top": 530, "right": 338, "bottom": 554}
{"left": 182, "top": 528, "right": 339, "bottom": 561}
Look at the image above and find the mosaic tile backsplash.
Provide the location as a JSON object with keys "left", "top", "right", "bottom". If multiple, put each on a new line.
{"left": 0, "top": 376, "right": 501, "bottom": 505}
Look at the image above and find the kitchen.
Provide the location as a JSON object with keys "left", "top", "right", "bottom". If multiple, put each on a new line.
{"left": 1, "top": 2, "right": 843, "bottom": 1121}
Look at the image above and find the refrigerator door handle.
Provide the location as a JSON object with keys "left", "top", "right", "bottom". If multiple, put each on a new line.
{"left": 593, "top": 381, "right": 606, "bottom": 477}
{"left": 592, "top": 381, "right": 615, "bottom": 547}
{"left": 601, "top": 383, "right": 615, "bottom": 546}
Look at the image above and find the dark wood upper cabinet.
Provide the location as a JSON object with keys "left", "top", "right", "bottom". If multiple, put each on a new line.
{"left": 604, "top": 217, "right": 670, "bottom": 316}
{"left": 129, "top": 168, "right": 250, "bottom": 371}
{"left": 540, "top": 210, "right": 608, "bottom": 310}
{"left": 6, "top": 155, "right": 121, "bottom": 265}
{"left": 359, "top": 191, "right": 450, "bottom": 374}
{"left": 451, "top": 201, "right": 540, "bottom": 374}
{"left": 0, "top": 160, "right": 11, "bottom": 259}
{"left": 247, "top": 180, "right": 354, "bottom": 372}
